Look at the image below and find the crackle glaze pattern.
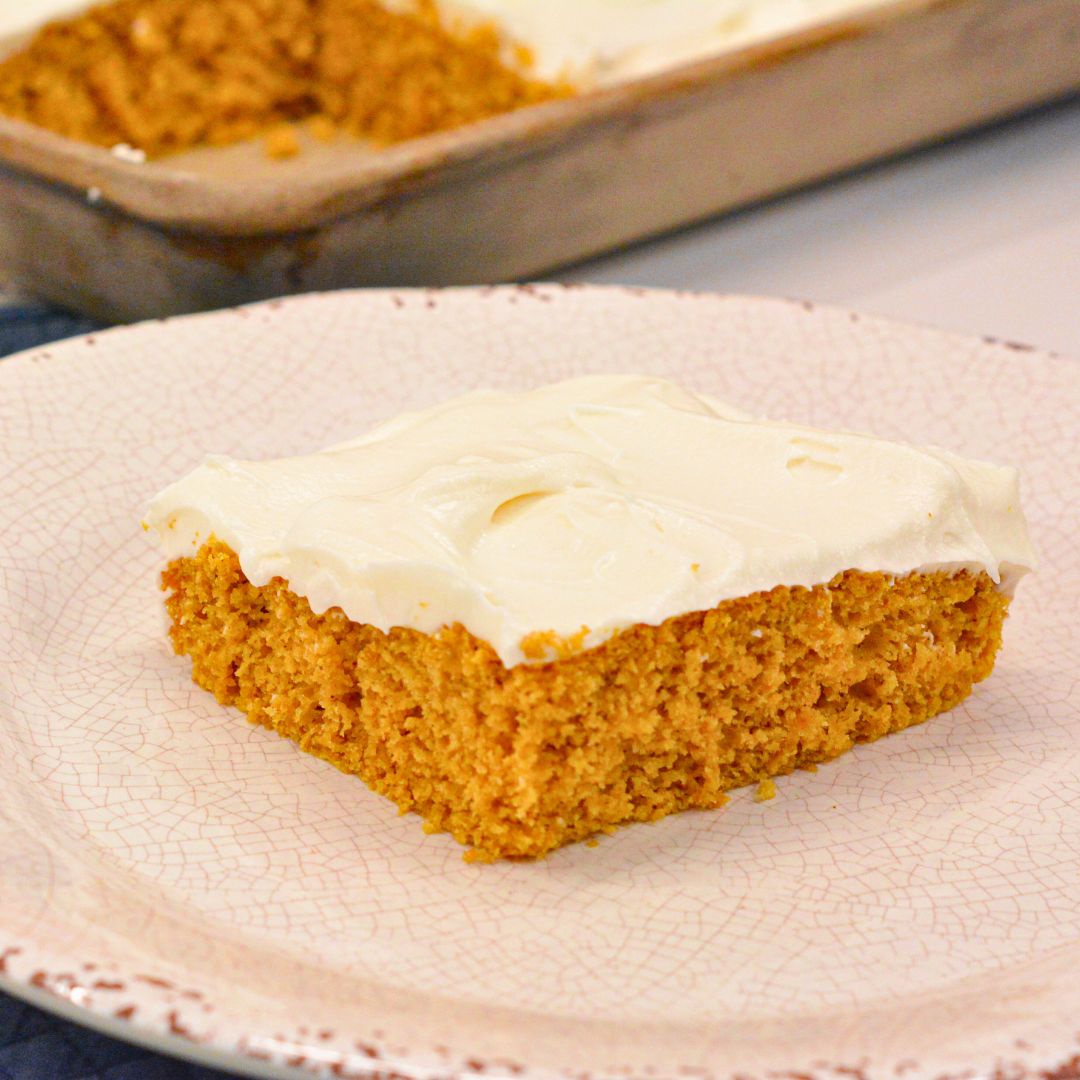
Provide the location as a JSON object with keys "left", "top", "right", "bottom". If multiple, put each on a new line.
{"left": 0, "top": 287, "right": 1077, "bottom": 1080}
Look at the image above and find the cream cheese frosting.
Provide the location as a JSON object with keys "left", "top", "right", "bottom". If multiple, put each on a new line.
{"left": 144, "top": 374, "right": 1035, "bottom": 668}
{"left": 441, "top": 0, "right": 885, "bottom": 83}
{"left": 0, "top": 1, "right": 85, "bottom": 41}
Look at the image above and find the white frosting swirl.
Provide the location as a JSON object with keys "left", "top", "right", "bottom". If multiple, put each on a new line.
{"left": 144, "top": 375, "right": 1035, "bottom": 667}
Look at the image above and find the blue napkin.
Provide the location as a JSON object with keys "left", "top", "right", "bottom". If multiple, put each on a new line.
{"left": 0, "top": 305, "right": 245, "bottom": 1079}
{"left": 0, "top": 303, "right": 103, "bottom": 358}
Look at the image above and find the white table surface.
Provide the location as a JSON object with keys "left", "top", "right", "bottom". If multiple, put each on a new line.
{"left": 560, "top": 96, "right": 1080, "bottom": 360}
{"left": 3, "top": 96, "right": 1078, "bottom": 359}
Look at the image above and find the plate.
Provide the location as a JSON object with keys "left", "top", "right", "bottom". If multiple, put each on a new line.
{"left": 0, "top": 285, "right": 1077, "bottom": 1080}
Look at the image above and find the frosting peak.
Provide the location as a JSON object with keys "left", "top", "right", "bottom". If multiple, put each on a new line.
{"left": 144, "top": 375, "right": 1035, "bottom": 667}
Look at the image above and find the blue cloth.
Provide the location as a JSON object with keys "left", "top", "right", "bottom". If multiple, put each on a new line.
{"left": 0, "top": 305, "right": 246, "bottom": 1079}
{"left": 0, "top": 303, "right": 103, "bottom": 358}
{"left": 0, "top": 995, "right": 239, "bottom": 1079}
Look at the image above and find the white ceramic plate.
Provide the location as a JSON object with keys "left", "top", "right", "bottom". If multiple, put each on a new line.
{"left": 0, "top": 286, "right": 1077, "bottom": 1080}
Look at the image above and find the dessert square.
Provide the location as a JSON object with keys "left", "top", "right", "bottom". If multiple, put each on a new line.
{"left": 146, "top": 375, "right": 1033, "bottom": 859}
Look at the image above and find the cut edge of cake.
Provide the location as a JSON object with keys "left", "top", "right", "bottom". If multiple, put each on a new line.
{"left": 162, "top": 537, "right": 1010, "bottom": 861}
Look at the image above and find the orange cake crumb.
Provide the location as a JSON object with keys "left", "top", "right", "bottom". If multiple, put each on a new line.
{"left": 0, "top": 0, "right": 569, "bottom": 158}
{"left": 306, "top": 114, "right": 338, "bottom": 142}
{"left": 162, "top": 539, "right": 1009, "bottom": 860}
{"left": 754, "top": 778, "right": 777, "bottom": 802}
{"left": 519, "top": 625, "right": 592, "bottom": 663}
{"left": 264, "top": 123, "right": 301, "bottom": 159}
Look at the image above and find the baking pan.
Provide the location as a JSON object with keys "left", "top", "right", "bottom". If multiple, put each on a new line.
{"left": 0, "top": 0, "right": 1077, "bottom": 321}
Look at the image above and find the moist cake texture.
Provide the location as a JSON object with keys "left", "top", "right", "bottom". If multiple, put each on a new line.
{"left": 165, "top": 541, "right": 1008, "bottom": 859}
{"left": 147, "top": 375, "right": 1034, "bottom": 859}
{"left": 0, "top": 0, "right": 566, "bottom": 157}
{"left": 2, "top": 0, "right": 889, "bottom": 157}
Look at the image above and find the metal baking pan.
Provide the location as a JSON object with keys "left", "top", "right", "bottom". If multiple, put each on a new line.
{"left": 0, "top": 0, "right": 1077, "bottom": 321}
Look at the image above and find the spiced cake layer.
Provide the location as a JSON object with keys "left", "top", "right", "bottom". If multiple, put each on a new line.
{"left": 164, "top": 540, "right": 1008, "bottom": 858}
